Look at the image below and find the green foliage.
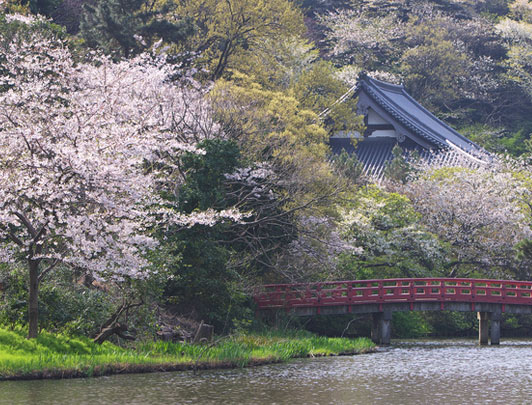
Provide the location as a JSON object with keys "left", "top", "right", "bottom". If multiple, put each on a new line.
{"left": 460, "top": 123, "right": 507, "bottom": 153}
{"left": 337, "top": 186, "right": 446, "bottom": 280}
{"left": 170, "top": 0, "right": 306, "bottom": 80}
{"left": 80, "top": 0, "right": 141, "bottom": 57}
{"left": 422, "top": 311, "right": 477, "bottom": 337}
{"left": 0, "top": 265, "right": 114, "bottom": 335}
{"left": 178, "top": 140, "right": 241, "bottom": 212}
{"left": 0, "top": 265, "right": 27, "bottom": 327}
{"left": 500, "top": 128, "right": 532, "bottom": 155}
{"left": 80, "top": 0, "right": 193, "bottom": 58}
{"left": 28, "top": 0, "right": 61, "bottom": 16}
{"left": 400, "top": 26, "right": 469, "bottom": 112}
{"left": 304, "top": 314, "right": 371, "bottom": 337}
{"left": 292, "top": 60, "right": 362, "bottom": 133}
{"left": 462, "top": 118, "right": 532, "bottom": 158}
{"left": 163, "top": 234, "right": 237, "bottom": 327}
{"left": 5, "top": 0, "right": 61, "bottom": 17}
{"left": 38, "top": 282, "right": 113, "bottom": 336}
{"left": 517, "top": 239, "right": 532, "bottom": 261}
{"left": 236, "top": 36, "right": 319, "bottom": 90}
{"left": 500, "top": 313, "right": 532, "bottom": 336}
{"left": 0, "top": 0, "right": 30, "bottom": 14}
{"left": 0, "top": 8, "right": 67, "bottom": 44}
{"left": 392, "top": 312, "right": 432, "bottom": 338}
{"left": 330, "top": 149, "right": 364, "bottom": 183}
{"left": 161, "top": 139, "right": 249, "bottom": 328}
{"left": 383, "top": 145, "right": 417, "bottom": 183}
{"left": 211, "top": 74, "right": 331, "bottom": 187}
{"left": 0, "top": 327, "right": 375, "bottom": 378}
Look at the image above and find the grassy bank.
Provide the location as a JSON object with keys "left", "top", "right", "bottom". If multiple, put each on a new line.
{"left": 0, "top": 327, "right": 375, "bottom": 380}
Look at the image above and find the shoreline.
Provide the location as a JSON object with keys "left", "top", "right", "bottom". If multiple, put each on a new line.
{"left": 0, "top": 348, "right": 376, "bottom": 381}
{"left": 0, "top": 328, "right": 376, "bottom": 381}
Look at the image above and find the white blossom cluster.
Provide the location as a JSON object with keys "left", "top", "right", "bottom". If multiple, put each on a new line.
{"left": 0, "top": 26, "right": 240, "bottom": 279}
{"left": 225, "top": 163, "right": 277, "bottom": 201}
{"left": 322, "top": 10, "right": 404, "bottom": 60}
{"left": 403, "top": 156, "right": 532, "bottom": 275}
{"left": 275, "top": 215, "right": 362, "bottom": 282}
{"left": 496, "top": 18, "right": 532, "bottom": 43}
{"left": 335, "top": 65, "right": 401, "bottom": 87}
{"left": 4, "top": 13, "right": 35, "bottom": 24}
{"left": 225, "top": 163, "right": 274, "bottom": 183}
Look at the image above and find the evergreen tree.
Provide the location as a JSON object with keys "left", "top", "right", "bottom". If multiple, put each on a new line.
{"left": 383, "top": 145, "right": 416, "bottom": 183}
{"left": 80, "top": 0, "right": 193, "bottom": 58}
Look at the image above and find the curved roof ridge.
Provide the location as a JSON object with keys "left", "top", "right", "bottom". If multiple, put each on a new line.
{"left": 392, "top": 81, "right": 479, "bottom": 150}
{"left": 361, "top": 74, "right": 480, "bottom": 153}
{"left": 361, "top": 79, "right": 445, "bottom": 147}
{"left": 363, "top": 74, "right": 404, "bottom": 92}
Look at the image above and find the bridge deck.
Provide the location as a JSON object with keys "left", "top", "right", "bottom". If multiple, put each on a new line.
{"left": 254, "top": 278, "right": 532, "bottom": 315}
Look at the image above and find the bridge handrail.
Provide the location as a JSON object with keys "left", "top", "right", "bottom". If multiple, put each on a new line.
{"left": 259, "top": 277, "right": 532, "bottom": 289}
{"left": 254, "top": 277, "right": 532, "bottom": 310}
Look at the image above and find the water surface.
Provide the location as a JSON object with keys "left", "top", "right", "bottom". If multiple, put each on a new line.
{"left": 2, "top": 339, "right": 531, "bottom": 404}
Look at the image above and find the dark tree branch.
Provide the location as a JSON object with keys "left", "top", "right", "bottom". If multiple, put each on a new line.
{"left": 14, "top": 212, "right": 37, "bottom": 238}
{"left": 38, "top": 259, "right": 61, "bottom": 282}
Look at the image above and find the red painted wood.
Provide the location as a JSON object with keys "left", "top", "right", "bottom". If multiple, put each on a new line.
{"left": 254, "top": 278, "right": 532, "bottom": 310}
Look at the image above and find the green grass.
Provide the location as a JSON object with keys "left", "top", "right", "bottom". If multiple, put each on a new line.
{"left": 0, "top": 327, "right": 375, "bottom": 380}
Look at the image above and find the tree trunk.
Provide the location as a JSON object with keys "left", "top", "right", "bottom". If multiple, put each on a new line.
{"left": 212, "top": 39, "right": 232, "bottom": 80}
{"left": 28, "top": 259, "right": 40, "bottom": 339}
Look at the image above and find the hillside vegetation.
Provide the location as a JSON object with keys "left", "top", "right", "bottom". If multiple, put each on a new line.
{"left": 0, "top": 0, "right": 531, "bottom": 343}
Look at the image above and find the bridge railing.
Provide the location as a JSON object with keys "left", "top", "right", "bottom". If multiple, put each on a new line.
{"left": 254, "top": 278, "right": 532, "bottom": 310}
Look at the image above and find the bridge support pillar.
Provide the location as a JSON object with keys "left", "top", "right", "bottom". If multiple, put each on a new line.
{"left": 490, "top": 311, "right": 502, "bottom": 346}
{"left": 478, "top": 312, "right": 489, "bottom": 345}
{"left": 371, "top": 313, "right": 380, "bottom": 344}
{"left": 372, "top": 310, "right": 392, "bottom": 345}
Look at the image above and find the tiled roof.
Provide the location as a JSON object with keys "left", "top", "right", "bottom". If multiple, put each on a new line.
{"left": 330, "top": 137, "right": 431, "bottom": 179}
{"left": 329, "top": 74, "right": 484, "bottom": 179}
{"left": 357, "top": 73, "right": 480, "bottom": 153}
{"left": 330, "top": 137, "right": 477, "bottom": 180}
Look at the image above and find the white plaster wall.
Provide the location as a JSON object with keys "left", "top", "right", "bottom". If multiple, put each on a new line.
{"left": 330, "top": 131, "right": 363, "bottom": 139}
{"left": 370, "top": 130, "right": 397, "bottom": 138}
{"left": 367, "top": 108, "right": 389, "bottom": 125}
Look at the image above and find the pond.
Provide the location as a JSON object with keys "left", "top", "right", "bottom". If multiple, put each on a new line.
{"left": 2, "top": 340, "right": 532, "bottom": 404}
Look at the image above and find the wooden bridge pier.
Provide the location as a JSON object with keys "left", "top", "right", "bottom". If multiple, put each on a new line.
{"left": 371, "top": 310, "right": 392, "bottom": 345}
{"left": 490, "top": 311, "right": 502, "bottom": 345}
{"left": 372, "top": 309, "right": 502, "bottom": 346}
{"left": 478, "top": 310, "right": 502, "bottom": 345}
{"left": 478, "top": 312, "right": 489, "bottom": 345}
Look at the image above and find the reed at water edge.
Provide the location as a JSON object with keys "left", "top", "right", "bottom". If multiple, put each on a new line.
{"left": 0, "top": 327, "right": 375, "bottom": 380}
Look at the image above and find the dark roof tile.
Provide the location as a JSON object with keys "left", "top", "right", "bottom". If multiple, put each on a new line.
{"left": 358, "top": 75, "right": 480, "bottom": 153}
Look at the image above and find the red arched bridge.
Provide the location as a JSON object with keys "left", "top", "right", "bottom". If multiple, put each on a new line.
{"left": 254, "top": 278, "right": 532, "bottom": 346}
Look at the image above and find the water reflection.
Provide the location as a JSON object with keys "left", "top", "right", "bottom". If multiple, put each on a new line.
{"left": 2, "top": 340, "right": 532, "bottom": 404}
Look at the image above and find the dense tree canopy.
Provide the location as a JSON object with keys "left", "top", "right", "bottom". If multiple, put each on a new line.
{"left": 319, "top": 0, "right": 532, "bottom": 153}
{"left": 3, "top": 0, "right": 532, "bottom": 340}
{"left": 0, "top": 15, "right": 243, "bottom": 337}
{"left": 80, "top": 0, "right": 194, "bottom": 58}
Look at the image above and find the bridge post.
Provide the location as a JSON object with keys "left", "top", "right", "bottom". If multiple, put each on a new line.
{"left": 381, "top": 310, "right": 392, "bottom": 345}
{"left": 371, "top": 313, "right": 381, "bottom": 344}
{"left": 372, "top": 310, "right": 392, "bottom": 345}
{"left": 490, "top": 310, "right": 502, "bottom": 345}
{"left": 478, "top": 312, "right": 489, "bottom": 345}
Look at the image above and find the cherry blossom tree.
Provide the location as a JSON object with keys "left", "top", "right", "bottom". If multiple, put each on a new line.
{"left": 319, "top": 3, "right": 509, "bottom": 122}
{"left": 401, "top": 156, "right": 532, "bottom": 278}
{"left": 0, "top": 18, "right": 241, "bottom": 338}
{"left": 336, "top": 186, "right": 446, "bottom": 281}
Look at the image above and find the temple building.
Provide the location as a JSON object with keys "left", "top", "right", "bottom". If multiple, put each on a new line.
{"left": 329, "top": 73, "right": 482, "bottom": 177}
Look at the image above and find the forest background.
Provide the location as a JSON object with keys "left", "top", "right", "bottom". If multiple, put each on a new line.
{"left": 1, "top": 0, "right": 532, "bottom": 342}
